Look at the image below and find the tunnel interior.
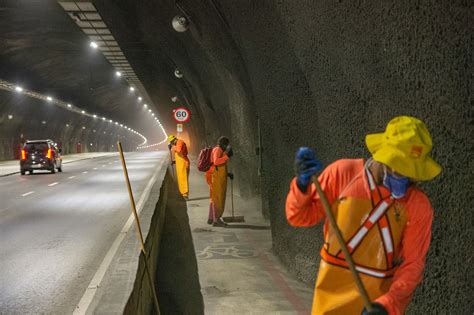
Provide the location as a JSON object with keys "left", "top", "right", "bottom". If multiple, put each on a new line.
{"left": 0, "top": 0, "right": 472, "bottom": 313}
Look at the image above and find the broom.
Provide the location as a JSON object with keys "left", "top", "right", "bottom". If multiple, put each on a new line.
{"left": 222, "top": 164, "right": 245, "bottom": 223}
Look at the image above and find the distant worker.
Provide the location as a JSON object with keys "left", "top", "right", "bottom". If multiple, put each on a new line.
{"left": 168, "top": 135, "right": 190, "bottom": 199}
{"left": 206, "top": 136, "right": 233, "bottom": 227}
{"left": 286, "top": 116, "right": 442, "bottom": 315}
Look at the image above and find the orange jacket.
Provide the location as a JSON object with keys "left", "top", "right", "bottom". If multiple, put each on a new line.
{"left": 174, "top": 139, "right": 189, "bottom": 159}
{"left": 286, "top": 159, "right": 433, "bottom": 315}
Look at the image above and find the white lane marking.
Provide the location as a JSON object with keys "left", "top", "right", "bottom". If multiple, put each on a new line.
{"left": 93, "top": 168, "right": 98, "bottom": 170}
{"left": 101, "top": 165, "right": 106, "bottom": 167}
{"left": 48, "top": 182, "right": 59, "bottom": 187}
{"left": 108, "top": 162, "right": 112, "bottom": 165}
{"left": 82, "top": 171, "right": 88, "bottom": 174}
{"left": 22, "top": 191, "right": 35, "bottom": 197}
{"left": 68, "top": 176, "right": 76, "bottom": 179}
{"left": 74, "top": 161, "right": 163, "bottom": 315}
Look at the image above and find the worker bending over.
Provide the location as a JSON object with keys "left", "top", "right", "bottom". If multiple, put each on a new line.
{"left": 206, "top": 136, "right": 233, "bottom": 227}
{"left": 286, "top": 116, "right": 441, "bottom": 315}
{"left": 168, "top": 135, "right": 190, "bottom": 199}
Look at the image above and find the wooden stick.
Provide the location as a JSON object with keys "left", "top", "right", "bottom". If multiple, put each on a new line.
{"left": 312, "top": 176, "right": 373, "bottom": 312}
{"left": 118, "top": 142, "right": 160, "bottom": 314}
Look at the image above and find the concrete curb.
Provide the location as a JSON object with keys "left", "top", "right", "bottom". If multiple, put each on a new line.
{"left": 83, "top": 159, "right": 171, "bottom": 314}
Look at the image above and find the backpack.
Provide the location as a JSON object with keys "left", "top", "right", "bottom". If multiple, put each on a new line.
{"left": 197, "top": 146, "right": 213, "bottom": 172}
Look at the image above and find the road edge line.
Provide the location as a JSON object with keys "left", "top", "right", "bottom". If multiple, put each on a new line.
{"left": 73, "top": 159, "right": 165, "bottom": 315}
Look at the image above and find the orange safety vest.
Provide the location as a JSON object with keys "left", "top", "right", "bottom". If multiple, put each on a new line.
{"left": 312, "top": 162, "right": 408, "bottom": 315}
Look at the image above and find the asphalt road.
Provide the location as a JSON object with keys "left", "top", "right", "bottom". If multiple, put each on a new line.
{"left": 0, "top": 152, "right": 167, "bottom": 314}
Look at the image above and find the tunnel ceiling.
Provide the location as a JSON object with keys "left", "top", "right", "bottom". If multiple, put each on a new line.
{"left": 0, "top": 0, "right": 168, "bottom": 145}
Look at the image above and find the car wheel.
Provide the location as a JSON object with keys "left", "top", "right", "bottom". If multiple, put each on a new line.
{"left": 29, "top": 170, "right": 34, "bottom": 174}
{"left": 21, "top": 170, "right": 26, "bottom": 175}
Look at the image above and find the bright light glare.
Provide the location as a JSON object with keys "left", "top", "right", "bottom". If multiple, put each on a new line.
{"left": 46, "top": 96, "right": 53, "bottom": 101}
{"left": 129, "top": 87, "right": 135, "bottom": 92}
{"left": 90, "top": 41, "right": 98, "bottom": 49}
{"left": 81, "top": 110, "right": 85, "bottom": 114}
{"left": 93, "top": 114, "right": 97, "bottom": 118}
{"left": 67, "top": 103, "right": 72, "bottom": 108}
{"left": 15, "top": 86, "right": 23, "bottom": 92}
{"left": 102, "top": 117, "right": 106, "bottom": 120}
{"left": 115, "top": 71, "right": 122, "bottom": 77}
{"left": 148, "top": 109, "right": 152, "bottom": 112}
{"left": 144, "top": 104, "right": 148, "bottom": 108}
{"left": 138, "top": 97, "right": 142, "bottom": 101}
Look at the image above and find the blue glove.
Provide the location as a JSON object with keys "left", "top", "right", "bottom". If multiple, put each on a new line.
{"left": 361, "top": 303, "right": 388, "bottom": 315}
{"left": 294, "top": 147, "right": 322, "bottom": 192}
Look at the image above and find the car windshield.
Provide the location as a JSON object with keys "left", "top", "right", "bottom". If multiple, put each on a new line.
{"left": 25, "top": 143, "right": 48, "bottom": 151}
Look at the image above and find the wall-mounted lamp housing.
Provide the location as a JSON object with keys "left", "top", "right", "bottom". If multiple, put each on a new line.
{"left": 172, "top": 15, "right": 189, "bottom": 32}
{"left": 174, "top": 69, "right": 183, "bottom": 78}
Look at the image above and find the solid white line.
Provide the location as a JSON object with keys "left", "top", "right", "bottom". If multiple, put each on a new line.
{"left": 93, "top": 168, "right": 98, "bottom": 170}
{"left": 68, "top": 176, "right": 76, "bottom": 179}
{"left": 82, "top": 171, "right": 88, "bottom": 174}
{"left": 73, "top": 160, "right": 164, "bottom": 315}
{"left": 21, "top": 191, "right": 35, "bottom": 197}
{"left": 48, "top": 182, "right": 59, "bottom": 187}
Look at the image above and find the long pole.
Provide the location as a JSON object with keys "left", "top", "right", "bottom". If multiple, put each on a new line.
{"left": 118, "top": 142, "right": 160, "bottom": 314}
{"left": 312, "top": 176, "right": 373, "bottom": 312}
{"left": 168, "top": 147, "right": 176, "bottom": 179}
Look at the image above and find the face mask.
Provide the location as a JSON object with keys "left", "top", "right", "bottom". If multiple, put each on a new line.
{"left": 383, "top": 166, "right": 410, "bottom": 199}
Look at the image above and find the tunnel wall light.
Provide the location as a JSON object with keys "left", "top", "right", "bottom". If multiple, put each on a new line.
{"left": 115, "top": 71, "right": 122, "bottom": 77}
{"left": 0, "top": 79, "right": 149, "bottom": 146}
{"left": 174, "top": 69, "right": 183, "bottom": 78}
{"left": 172, "top": 15, "right": 189, "bottom": 32}
{"left": 129, "top": 86, "right": 135, "bottom": 92}
{"left": 15, "top": 86, "right": 23, "bottom": 92}
{"left": 90, "top": 41, "right": 98, "bottom": 49}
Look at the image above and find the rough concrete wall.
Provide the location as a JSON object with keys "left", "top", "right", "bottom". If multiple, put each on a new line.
{"left": 97, "top": 0, "right": 472, "bottom": 313}
{"left": 215, "top": 1, "right": 472, "bottom": 313}
{"left": 0, "top": 90, "right": 138, "bottom": 159}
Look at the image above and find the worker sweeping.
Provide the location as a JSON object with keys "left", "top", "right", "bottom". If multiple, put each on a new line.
{"left": 285, "top": 116, "right": 442, "bottom": 315}
{"left": 206, "top": 136, "right": 233, "bottom": 227}
{"left": 168, "top": 134, "right": 190, "bottom": 199}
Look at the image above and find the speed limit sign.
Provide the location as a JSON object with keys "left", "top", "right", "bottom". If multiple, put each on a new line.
{"left": 173, "top": 108, "right": 190, "bottom": 123}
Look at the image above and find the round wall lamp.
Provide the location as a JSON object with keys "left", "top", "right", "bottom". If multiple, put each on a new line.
{"left": 172, "top": 15, "right": 189, "bottom": 32}
{"left": 174, "top": 69, "right": 184, "bottom": 78}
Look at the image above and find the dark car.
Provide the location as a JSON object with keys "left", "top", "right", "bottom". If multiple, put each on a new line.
{"left": 20, "top": 140, "right": 63, "bottom": 175}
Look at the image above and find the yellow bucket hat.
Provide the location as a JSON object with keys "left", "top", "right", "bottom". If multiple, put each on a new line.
{"left": 168, "top": 134, "right": 177, "bottom": 143}
{"left": 366, "top": 116, "right": 442, "bottom": 181}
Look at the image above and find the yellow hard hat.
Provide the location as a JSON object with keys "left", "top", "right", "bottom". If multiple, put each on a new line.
{"left": 168, "top": 135, "right": 177, "bottom": 143}
{"left": 366, "top": 116, "right": 442, "bottom": 181}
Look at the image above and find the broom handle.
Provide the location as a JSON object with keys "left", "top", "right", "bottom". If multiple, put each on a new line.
{"left": 312, "top": 176, "right": 373, "bottom": 312}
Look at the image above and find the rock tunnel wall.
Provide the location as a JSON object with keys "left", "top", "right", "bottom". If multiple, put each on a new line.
{"left": 96, "top": 1, "right": 472, "bottom": 313}
{"left": 0, "top": 89, "right": 138, "bottom": 159}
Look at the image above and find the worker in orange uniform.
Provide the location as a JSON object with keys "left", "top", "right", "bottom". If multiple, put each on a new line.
{"left": 168, "top": 135, "right": 190, "bottom": 199}
{"left": 206, "top": 136, "right": 233, "bottom": 227}
{"left": 286, "top": 116, "right": 442, "bottom": 315}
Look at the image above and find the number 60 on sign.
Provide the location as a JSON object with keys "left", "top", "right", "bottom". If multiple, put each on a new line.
{"left": 173, "top": 108, "right": 190, "bottom": 123}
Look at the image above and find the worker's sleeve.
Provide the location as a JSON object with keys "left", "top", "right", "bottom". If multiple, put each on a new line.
{"left": 175, "top": 140, "right": 184, "bottom": 154}
{"left": 285, "top": 164, "right": 338, "bottom": 227}
{"left": 375, "top": 191, "right": 434, "bottom": 315}
{"left": 212, "top": 147, "right": 229, "bottom": 166}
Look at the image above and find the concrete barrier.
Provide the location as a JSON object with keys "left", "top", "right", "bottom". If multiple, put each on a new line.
{"left": 84, "top": 162, "right": 203, "bottom": 314}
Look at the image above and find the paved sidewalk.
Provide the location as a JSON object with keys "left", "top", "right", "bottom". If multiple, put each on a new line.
{"left": 185, "top": 164, "right": 313, "bottom": 314}
{"left": 0, "top": 152, "right": 116, "bottom": 176}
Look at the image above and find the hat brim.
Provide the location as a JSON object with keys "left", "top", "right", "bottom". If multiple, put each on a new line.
{"left": 366, "top": 133, "right": 442, "bottom": 181}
